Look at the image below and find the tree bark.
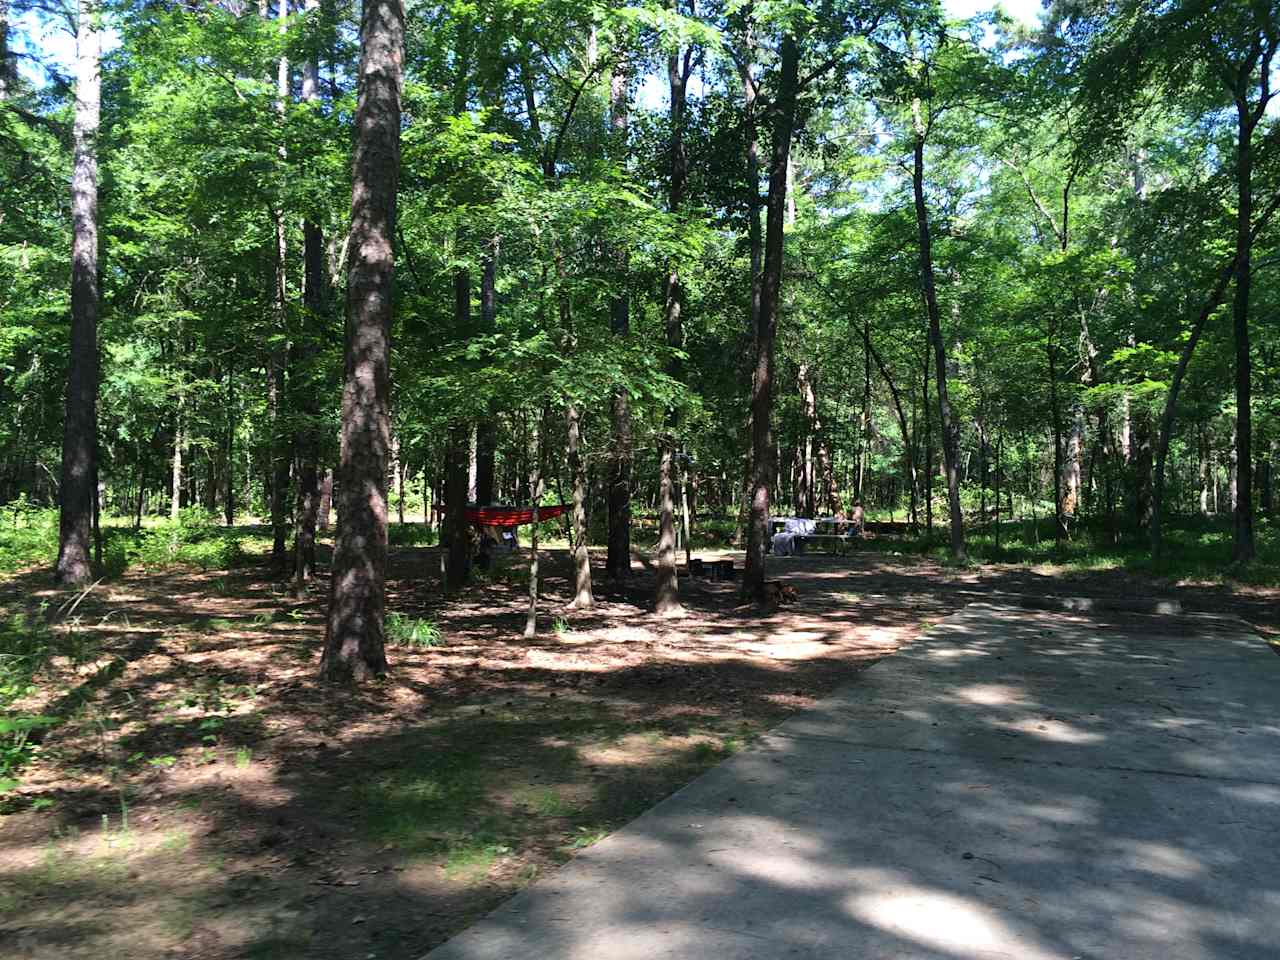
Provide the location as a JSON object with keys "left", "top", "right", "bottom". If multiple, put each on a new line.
{"left": 865, "top": 327, "right": 917, "bottom": 529}
{"left": 55, "top": 0, "right": 101, "bottom": 586}
{"left": 606, "top": 63, "right": 633, "bottom": 580}
{"left": 1048, "top": 319, "right": 1065, "bottom": 546}
{"left": 566, "top": 399, "right": 593, "bottom": 608}
{"left": 798, "top": 362, "right": 817, "bottom": 517}
{"left": 1232, "top": 93, "right": 1257, "bottom": 563}
{"left": 170, "top": 393, "right": 184, "bottom": 521}
{"left": 655, "top": 39, "right": 692, "bottom": 615}
{"left": 292, "top": 0, "right": 324, "bottom": 594}
{"left": 524, "top": 407, "right": 548, "bottom": 639}
{"left": 317, "top": 468, "right": 333, "bottom": 530}
{"left": 743, "top": 32, "right": 799, "bottom": 602}
{"left": 269, "top": 0, "right": 292, "bottom": 568}
{"left": 911, "top": 106, "right": 965, "bottom": 561}
{"left": 319, "top": 0, "right": 402, "bottom": 682}
{"left": 445, "top": 272, "right": 472, "bottom": 590}
{"left": 475, "top": 246, "right": 497, "bottom": 506}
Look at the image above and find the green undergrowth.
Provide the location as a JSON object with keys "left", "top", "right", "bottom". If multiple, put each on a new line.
{"left": 851, "top": 515, "right": 1280, "bottom": 586}
{"left": 0, "top": 506, "right": 273, "bottom": 580}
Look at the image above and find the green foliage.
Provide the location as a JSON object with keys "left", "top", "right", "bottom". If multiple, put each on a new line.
{"left": 385, "top": 613, "right": 444, "bottom": 648}
{"left": 127, "top": 510, "right": 246, "bottom": 572}
{"left": 0, "top": 611, "right": 64, "bottom": 791}
{"left": 0, "top": 502, "right": 59, "bottom": 575}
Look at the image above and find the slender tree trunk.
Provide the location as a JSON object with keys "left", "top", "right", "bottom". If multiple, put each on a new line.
{"left": 911, "top": 109, "right": 965, "bottom": 560}
{"left": 733, "top": 44, "right": 763, "bottom": 548}
{"left": 319, "top": 0, "right": 402, "bottom": 682}
{"left": 743, "top": 32, "right": 799, "bottom": 602}
{"left": 606, "top": 64, "right": 632, "bottom": 580}
{"left": 1199, "top": 428, "right": 1211, "bottom": 517}
{"left": 798, "top": 362, "right": 817, "bottom": 517}
{"left": 317, "top": 468, "right": 333, "bottom": 530}
{"left": 922, "top": 344, "right": 932, "bottom": 535}
{"left": 1230, "top": 439, "right": 1239, "bottom": 514}
{"left": 865, "top": 328, "right": 917, "bottom": 530}
{"left": 170, "top": 395, "right": 184, "bottom": 521}
{"left": 224, "top": 372, "right": 236, "bottom": 525}
{"left": 292, "top": 0, "right": 323, "bottom": 592}
{"left": 994, "top": 431, "right": 1002, "bottom": 548}
{"left": 269, "top": 0, "right": 292, "bottom": 567}
{"left": 655, "top": 40, "right": 691, "bottom": 615}
{"left": 567, "top": 399, "right": 592, "bottom": 608}
{"left": 1232, "top": 95, "right": 1257, "bottom": 563}
{"left": 445, "top": 422, "right": 470, "bottom": 589}
{"left": 1048, "top": 321, "right": 1065, "bottom": 547}
{"left": 55, "top": 0, "right": 101, "bottom": 586}
{"left": 1261, "top": 441, "right": 1274, "bottom": 518}
{"left": 445, "top": 271, "right": 472, "bottom": 590}
{"left": 475, "top": 245, "right": 497, "bottom": 505}
{"left": 524, "top": 408, "right": 547, "bottom": 639}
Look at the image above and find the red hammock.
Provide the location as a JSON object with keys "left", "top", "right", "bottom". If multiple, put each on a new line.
{"left": 434, "top": 504, "right": 569, "bottom": 526}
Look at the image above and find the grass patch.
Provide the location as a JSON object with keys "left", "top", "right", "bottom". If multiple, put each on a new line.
{"left": 385, "top": 612, "right": 443, "bottom": 648}
{"left": 352, "top": 746, "right": 493, "bottom": 853}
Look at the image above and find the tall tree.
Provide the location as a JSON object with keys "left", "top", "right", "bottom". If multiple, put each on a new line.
{"left": 655, "top": 20, "right": 695, "bottom": 616}
{"left": 605, "top": 60, "right": 633, "bottom": 581}
{"left": 55, "top": 0, "right": 102, "bottom": 585}
{"left": 293, "top": 0, "right": 326, "bottom": 595}
{"left": 319, "top": 0, "right": 403, "bottom": 682}
{"left": 905, "top": 23, "right": 967, "bottom": 562}
{"left": 742, "top": 30, "right": 799, "bottom": 601}
{"left": 268, "top": 0, "right": 293, "bottom": 567}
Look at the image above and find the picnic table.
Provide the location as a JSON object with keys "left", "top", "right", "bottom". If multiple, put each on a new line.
{"left": 769, "top": 516, "right": 861, "bottom": 556}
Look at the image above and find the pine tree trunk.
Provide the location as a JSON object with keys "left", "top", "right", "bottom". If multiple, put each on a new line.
{"left": 743, "top": 33, "right": 799, "bottom": 602}
{"left": 567, "top": 400, "right": 593, "bottom": 608}
{"left": 911, "top": 112, "right": 965, "bottom": 561}
{"left": 734, "top": 72, "right": 762, "bottom": 547}
{"left": 170, "top": 396, "right": 184, "bottom": 521}
{"left": 865, "top": 327, "right": 917, "bottom": 529}
{"left": 475, "top": 246, "right": 497, "bottom": 506}
{"left": 55, "top": 0, "right": 101, "bottom": 586}
{"left": 1048, "top": 323, "right": 1065, "bottom": 547}
{"left": 319, "top": 0, "right": 402, "bottom": 682}
{"left": 1262, "top": 441, "right": 1275, "bottom": 517}
{"left": 269, "top": 0, "right": 292, "bottom": 568}
{"left": 1199, "top": 429, "right": 1211, "bottom": 517}
{"left": 292, "top": 0, "right": 324, "bottom": 594}
{"left": 606, "top": 63, "right": 632, "bottom": 580}
{"left": 524, "top": 409, "right": 546, "bottom": 639}
{"left": 1232, "top": 94, "right": 1256, "bottom": 563}
{"left": 317, "top": 468, "right": 333, "bottom": 530}
{"left": 224, "top": 374, "right": 236, "bottom": 526}
{"left": 655, "top": 42, "right": 690, "bottom": 615}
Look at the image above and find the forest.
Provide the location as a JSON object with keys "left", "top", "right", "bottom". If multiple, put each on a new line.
{"left": 2, "top": 1, "right": 1279, "bottom": 956}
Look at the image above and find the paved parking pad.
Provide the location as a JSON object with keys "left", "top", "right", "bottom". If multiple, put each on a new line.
{"left": 428, "top": 604, "right": 1280, "bottom": 960}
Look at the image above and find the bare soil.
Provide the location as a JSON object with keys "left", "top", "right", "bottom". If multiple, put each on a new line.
{"left": 0, "top": 538, "right": 1274, "bottom": 960}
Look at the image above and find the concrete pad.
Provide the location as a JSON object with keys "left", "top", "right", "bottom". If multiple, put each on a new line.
{"left": 428, "top": 604, "right": 1280, "bottom": 960}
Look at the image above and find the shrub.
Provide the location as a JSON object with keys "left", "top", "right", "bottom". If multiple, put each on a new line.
{"left": 385, "top": 613, "right": 443, "bottom": 648}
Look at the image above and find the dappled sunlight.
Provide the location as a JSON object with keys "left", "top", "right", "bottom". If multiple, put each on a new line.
{"left": 1001, "top": 717, "right": 1105, "bottom": 744}
{"left": 845, "top": 872, "right": 1062, "bottom": 960}
{"left": 954, "top": 683, "right": 1028, "bottom": 706}
{"left": 1105, "top": 840, "right": 1207, "bottom": 880}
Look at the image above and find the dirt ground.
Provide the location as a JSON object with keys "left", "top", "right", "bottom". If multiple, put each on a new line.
{"left": 1, "top": 538, "right": 1275, "bottom": 960}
